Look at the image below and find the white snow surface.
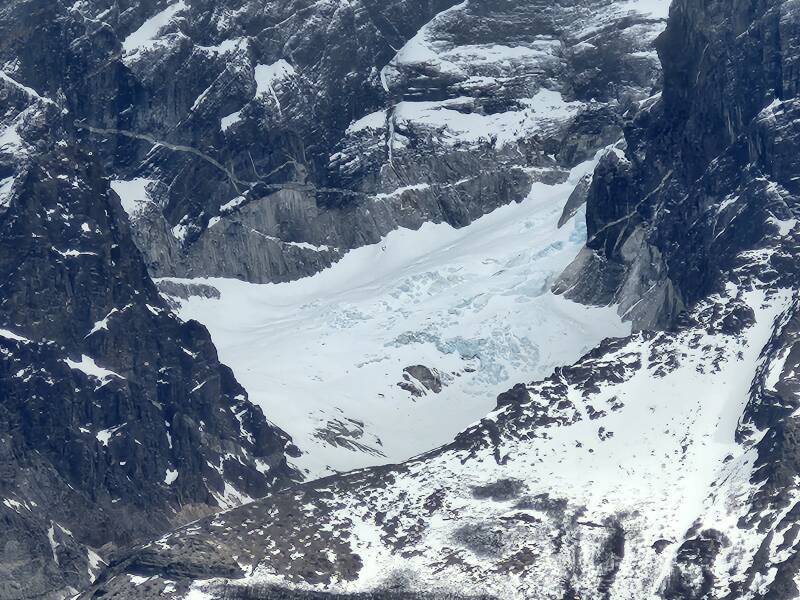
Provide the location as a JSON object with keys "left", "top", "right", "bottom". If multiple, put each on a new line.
{"left": 164, "top": 469, "right": 178, "bottom": 485}
{"left": 253, "top": 59, "right": 295, "bottom": 112}
{"left": 122, "top": 1, "right": 187, "bottom": 56}
{"left": 220, "top": 110, "right": 242, "bottom": 132}
{"left": 110, "top": 178, "right": 156, "bottom": 219}
{"left": 618, "top": 0, "right": 671, "bottom": 19}
{"left": 392, "top": 90, "right": 581, "bottom": 149}
{"left": 169, "top": 284, "right": 793, "bottom": 599}
{"left": 0, "top": 328, "right": 31, "bottom": 343}
{"left": 0, "top": 107, "right": 32, "bottom": 155}
{"left": 346, "top": 109, "right": 387, "bottom": 134}
{"left": 196, "top": 37, "right": 248, "bottom": 55}
{"left": 0, "top": 176, "right": 14, "bottom": 208}
{"left": 87, "top": 548, "right": 105, "bottom": 583}
{"left": 64, "top": 355, "right": 124, "bottom": 387}
{"left": 163, "top": 154, "right": 630, "bottom": 478}
{"left": 254, "top": 60, "right": 295, "bottom": 94}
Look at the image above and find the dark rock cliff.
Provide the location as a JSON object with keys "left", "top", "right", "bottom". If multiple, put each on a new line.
{"left": 556, "top": 0, "right": 800, "bottom": 330}
{"left": 0, "top": 36, "right": 298, "bottom": 599}
{"left": 555, "top": 0, "right": 800, "bottom": 595}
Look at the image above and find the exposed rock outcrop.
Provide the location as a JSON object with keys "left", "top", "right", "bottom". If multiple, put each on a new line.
{"left": 556, "top": 0, "right": 800, "bottom": 331}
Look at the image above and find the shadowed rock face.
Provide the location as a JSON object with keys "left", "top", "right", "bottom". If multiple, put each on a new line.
{"left": 556, "top": 0, "right": 800, "bottom": 331}
{"left": 1, "top": 0, "right": 666, "bottom": 284}
{"left": 0, "top": 27, "right": 298, "bottom": 599}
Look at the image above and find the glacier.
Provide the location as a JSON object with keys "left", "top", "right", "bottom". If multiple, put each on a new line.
{"left": 162, "top": 152, "right": 630, "bottom": 478}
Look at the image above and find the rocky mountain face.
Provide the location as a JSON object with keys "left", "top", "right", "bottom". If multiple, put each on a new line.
{"left": 0, "top": 5, "right": 300, "bottom": 598}
{"left": 555, "top": 0, "right": 800, "bottom": 331}
{"left": 0, "top": 0, "right": 664, "bottom": 285}
{"left": 82, "top": 0, "right": 800, "bottom": 599}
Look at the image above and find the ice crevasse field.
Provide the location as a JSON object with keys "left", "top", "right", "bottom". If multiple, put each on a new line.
{"left": 163, "top": 154, "right": 631, "bottom": 479}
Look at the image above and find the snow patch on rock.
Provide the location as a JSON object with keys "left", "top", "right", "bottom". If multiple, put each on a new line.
{"left": 122, "top": 1, "right": 187, "bottom": 56}
{"left": 110, "top": 178, "right": 156, "bottom": 219}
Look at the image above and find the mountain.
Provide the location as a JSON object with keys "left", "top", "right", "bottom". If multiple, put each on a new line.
{"left": 35, "top": 0, "right": 666, "bottom": 287}
{"left": 81, "top": 0, "right": 800, "bottom": 599}
{"left": 9, "top": 0, "right": 800, "bottom": 598}
{"left": 0, "top": 78, "right": 299, "bottom": 597}
{"left": 0, "top": 0, "right": 668, "bottom": 595}
{"left": 39, "top": 0, "right": 666, "bottom": 478}
{"left": 0, "top": 0, "right": 666, "bottom": 524}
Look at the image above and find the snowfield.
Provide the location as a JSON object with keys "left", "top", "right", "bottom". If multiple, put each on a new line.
{"left": 130, "top": 277, "right": 795, "bottom": 600}
{"left": 162, "top": 154, "right": 630, "bottom": 478}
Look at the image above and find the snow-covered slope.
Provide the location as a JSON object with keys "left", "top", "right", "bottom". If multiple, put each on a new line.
{"left": 162, "top": 154, "right": 629, "bottom": 478}
{"left": 90, "top": 279, "right": 797, "bottom": 599}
